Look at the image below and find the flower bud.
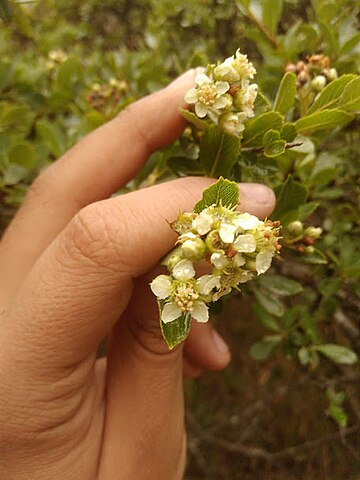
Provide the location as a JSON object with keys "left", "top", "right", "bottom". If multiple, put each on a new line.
{"left": 171, "top": 212, "right": 196, "bottom": 235}
{"left": 304, "top": 245, "right": 315, "bottom": 254}
{"left": 287, "top": 221, "right": 303, "bottom": 236}
{"left": 327, "top": 68, "right": 338, "bottom": 81}
{"left": 205, "top": 230, "right": 224, "bottom": 253}
{"left": 181, "top": 238, "right": 206, "bottom": 261}
{"left": 304, "top": 226, "right": 322, "bottom": 239}
{"left": 311, "top": 75, "right": 327, "bottom": 92}
{"left": 218, "top": 112, "right": 245, "bottom": 136}
{"left": 163, "top": 247, "right": 184, "bottom": 270}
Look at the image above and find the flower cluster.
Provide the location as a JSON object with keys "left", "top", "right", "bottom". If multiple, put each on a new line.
{"left": 151, "top": 205, "right": 281, "bottom": 325}
{"left": 284, "top": 220, "right": 322, "bottom": 254}
{"left": 184, "top": 49, "right": 258, "bottom": 137}
{"left": 285, "top": 54, "right": 338, "bottom": 92}
{"left": 87, "top": 78, "right": 128, "bottom": 111}
{"left": 46, "top": 49, "right": 68, "bottom": 70}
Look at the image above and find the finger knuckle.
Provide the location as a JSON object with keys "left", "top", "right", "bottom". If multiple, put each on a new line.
{"left": 65, "top": 203, "right": 132, "bottom": 272}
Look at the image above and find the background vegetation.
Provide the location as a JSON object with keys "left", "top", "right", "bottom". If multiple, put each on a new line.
{"left": 0, "top": 0, "right": 359, "bottom": 478}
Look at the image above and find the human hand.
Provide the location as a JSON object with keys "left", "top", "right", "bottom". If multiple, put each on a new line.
{"left": 0, "top": 70, "right": 275, "bottom": 479}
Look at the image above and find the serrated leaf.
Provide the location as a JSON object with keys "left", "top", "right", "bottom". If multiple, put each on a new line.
{"left": 264, "top": 140, "right": 286, "bottom": 157}
{"left": 242, "top": 112, "right": 284, "bottom": 148}
{"left": 315, "top": 344, "right": 358, "bottom": 365}
{"left": 259, "top": 275, "right": 303, "bottom": 296}
{"left": 295, "top": 109, "right": 354, "bottom": 134}
{"left": 262, "top": 0, "right": 282, "bottom": 34}
{"left": 250, "top": 335, "right": 282, "bottom": 360}
{"left": 272, "top": 176, "right": 308, "bottom": 221}
{"left": 273, "top": 72, "right": 297, "bottom": 115}
{"left": 179, "top": 108, "right": 208, "bottom": 131}
{"left": 194, "top": 176, "right": 239, "bottom": 213}
{"left": 307, "top": 74, "right": 357, "bottom": 114}
{"left": 160, "top": 309, "right": 191, "bottom": 350}
{"left": 340, "top": 77, "right": 360, "bottom": 112}
{"left": 253, "top": 288, "right": 285, "bottom": 317}
{"left": 199, "top": 125, "right": 240, "bottom": 177}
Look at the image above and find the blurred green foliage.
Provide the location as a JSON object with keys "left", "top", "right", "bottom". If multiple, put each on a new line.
{"left": 1, "top": 0, "right": 360, "bottom": 472}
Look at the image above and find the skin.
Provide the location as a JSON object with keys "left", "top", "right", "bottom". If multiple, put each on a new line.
{"left": 0, "top": 69, "right": 275, "bottom": 479}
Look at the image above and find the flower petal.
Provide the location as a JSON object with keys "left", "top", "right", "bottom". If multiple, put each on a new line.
{"left": 195, "top": 102, "right": 208, "bottom": 118}
{"left": 233, "top": 253, "right": 245, "bottom": 267}
{"left": 172, "top": 259, "right": 195, "bottom": 281}
{"left": 195, "top": 73, "right": 211, "bottom": 86}
{"left": 233, "top": 234, "right": 257, "bottom": 252}
{"left": 210, "top": 252, "right": 229, "bottom": 270}
{"left": 256, "top": 250, "right": 274, "bottom": 274}
{"left": 219, "top": 223, "right": 237, "bottom": 243}
{"left": 192, "top": 301, "right": 209, "bottom": 323}
{"left": 150, "top": 275, "right": 172, "bottom": 299}
{"left": 196, "top": 274, "right": 221, "bottom": 295}
{"left": 161, "top": 302, "right": 182, "bottom": 323}
{"left": 213, "top": 96, "right": 228, "bottom": 110}
{"left": 216, "top": 81, "right": 230, "bottom": 94}
{"left": 234, "top": 212, "right": 261, "bottom": 230}
{"left": 184, "top": 88, "right": 198, "bottom": 104}
{"left": 192, "top": 211, "right": 213, "bottom": 235}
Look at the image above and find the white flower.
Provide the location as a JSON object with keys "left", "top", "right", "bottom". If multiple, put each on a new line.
{"left": 233, "top": 234, "right": 257, "bottom": 253}
{"left": 211, "top": 252, "right": 229, "bottom": 270}
{"left": 234, "top": 212, "right": 262, "bottom": 230}
{"left": 150, "top": 275, "right": 172, "bottom": 299}
{"left": 232, "top": 49, "right": 257, "bottom": 79}
{"left": 218, "top": 112, "right": 246, "bottom": 136}
{"left": 172, "top": 259, "right": 195, "bottom": 280}
{"left": 192, "top": 211, "right": 213, "bottom": 235}
{"left": 256, "top": 250, "right": 274, "bottom": 274}
{"left": 184, "top": 74, "right": 230, "bottom": 118}
{"left": 219, "top": 222, "right": 238, "bottom": 243}
{"left": 162, "top": 297, "right": 209, "bottom": 324}
{"left": 196, "top": 274, "right": 221, "bottom": 295}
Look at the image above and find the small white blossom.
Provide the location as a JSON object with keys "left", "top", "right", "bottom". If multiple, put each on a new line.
{"left": 233, "top": 234, "right": 257, "bottom": 253}
{"left": 172, "top": 259, "right": 195, "bottom": 280}
{"left": 184, "top": 74, "right": 230, "bottom": 118}
{"left": 218, "top": 112, "right": 246, "bottom": 136}
{"left": 214, "top": 49, "right": 256, "bottom": 82}
{"left": 150, "top": 275, "right": 172, "bottom": 299}
{"left": 192, "top": 211, "right": 213, "bottom": 235}
{"left": 255, "top": 250, "right": 274, "bottom": 274}
{"left": 234, "top": 212, "right": 262, "bottom": 230}
{"left": 219, "top": 222, "right": 238, "bottom": 243}
{"left": 232, "top": 49, "right": 257, "bottom": 79}
{"left": 236, "top": 83, "right": 258, "bottom": 118}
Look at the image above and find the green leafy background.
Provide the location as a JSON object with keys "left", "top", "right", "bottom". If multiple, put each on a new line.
{"left": 1, "top": 0, "right": 360, "bottom": 478}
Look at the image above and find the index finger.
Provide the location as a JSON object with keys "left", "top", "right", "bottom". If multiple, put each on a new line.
{"left": 0, "top": 69, "right": 200, "bottom": 305}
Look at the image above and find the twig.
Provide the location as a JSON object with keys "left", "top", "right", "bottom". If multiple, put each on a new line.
{"left": 241, "top": 142, "right": 303, "bottom": 154}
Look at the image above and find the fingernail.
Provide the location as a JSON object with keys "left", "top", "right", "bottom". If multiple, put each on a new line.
{"left": 239, "top": 183, "right": 275, "bottom": 206}
{"left": 212, "top": 329, "right": 230, "bottom": 355}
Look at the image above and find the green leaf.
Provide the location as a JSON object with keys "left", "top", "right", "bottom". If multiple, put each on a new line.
{"left": 319, "top": 278, "right": 341, "bottom": 298}
{"left": 253, "top": 303, "right": 280, "bottom": 332}
{"left": 250, "top": 335, "right": 282, "bottom": 360}
{"left": 315, "top": 344, "right": 358, "bottom": 365}
{"left": 168, "top": 157, "right": 204, "bottom": 176}
{"left": 242, "top": 112, "right": 284, "bottom": 148}
{"left": 36, "top": 120, "right": 66, "bottom": 158}
{"left": 272, "top": 176, "right": 308, "bottom": 222}
{"left": 194, "top": 176, "right": 239, "bottom": 213}
{"left": 179, "top": 108, "right": 208, "bottom": 131}
{"left": 329, "top": 404, "right": 348, "bottom": 428}
{"left": 303, "top": 248, "right": 327, "bottom": 265}
{"left": 262, "top": 0, "right": 283, "bottom": 34}
{"left": 340, "top": 77, "right": 360, "bottom": 112}
{"left": 8, "top": 143, "right": 36, "bottom": 169}
{"left": 262, "top": 130, "right": 286, "bottom": 158}
{"left": 281, "top": 123, "right": 297, "bottom": 142}
{"left": 253, "top": 288, "right": 285, "bottom": 317}
{"left": 3, "top": 164, "right": 29, "bottom": 185}
{"left": 160, "top": 311, "right": 191, "bottom": 350}
{"left": 340, "top": 32, "right": 360, "bottom": 55}
{"left": 259, "top": 275, "right": 303, "bottom": 296}
{"left": 199, "top": 125, "right": 240, "bottom": 177}
{"left": 295, "top": 109, "right": 354, "bottom": 134}
{"left": 307, "top": 74, "right": 357, "bottom": 114}
{"left": 56, "top": 57, "right": 82, "bottom": 94}
{"left": 273, "top": 72, "right": 297, "bottom": 115}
